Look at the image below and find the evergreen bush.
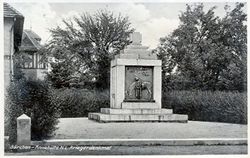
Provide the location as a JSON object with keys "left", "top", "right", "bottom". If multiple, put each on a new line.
{"left": 5, "top": 78, "right": 60, "bottom": 142}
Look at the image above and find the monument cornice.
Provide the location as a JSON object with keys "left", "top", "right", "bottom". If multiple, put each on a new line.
{"left": 111, "top": 58, "right": 162, "bottom": 67}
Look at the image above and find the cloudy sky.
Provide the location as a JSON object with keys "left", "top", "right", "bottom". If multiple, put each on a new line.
{"left": 10, "top": 2, "right": 244, "bottom": 48}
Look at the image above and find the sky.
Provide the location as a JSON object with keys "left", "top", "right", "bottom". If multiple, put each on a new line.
{"left": 9, "top": 2, "right": 245, "bottom": 49}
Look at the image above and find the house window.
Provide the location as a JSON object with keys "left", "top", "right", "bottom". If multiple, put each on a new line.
{"left": 23, "top": 54, "right": 34, "bottom": 68}
{"left": 37, "top": 54, "right": 46, "bottom": 69}
{"left": 21, "top": 53, "right": 46, "bottom": 69}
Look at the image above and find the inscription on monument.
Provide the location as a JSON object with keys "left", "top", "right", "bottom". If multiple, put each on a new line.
{"left": 125, "top": 66, "right": 153, "bottom": 102}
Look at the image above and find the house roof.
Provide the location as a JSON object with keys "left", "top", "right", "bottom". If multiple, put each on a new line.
{"left": 4, "top": 3, "right": 24, "bottom": 49}
{"left": 24, "top": 30, "right": 41, "bottom": 41}
{"left": 19, "top": 30, "right": 42, "bottom": 52}
{"left": 4, "top": 3, "right": 24, "bottom": 18}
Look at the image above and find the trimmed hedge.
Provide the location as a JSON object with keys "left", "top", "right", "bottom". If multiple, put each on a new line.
{"left": 162, "top": 90, "right": 247, "bottom": 124}
{"left": 52, "top": 88, "right": 247, "bottom": 124}
{"left": 52, "top": 88, "right": 109, "bottom": 117}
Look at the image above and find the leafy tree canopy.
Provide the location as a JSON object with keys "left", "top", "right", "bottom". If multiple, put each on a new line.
{"left": 43, "top": 10, "right": 134, "bottom": 89}
{"left": 155, "top": 3, "right": 247, "bottom": 91}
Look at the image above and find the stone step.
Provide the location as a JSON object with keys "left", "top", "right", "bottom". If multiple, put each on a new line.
{"left": 121, "top": 102, "right": 159, "bottom": 109}
{"left": 100, "top": 108, "right": 173, "bottom": 115}
{"left": 88, "top": 113, "right": 188, "bottom": 123}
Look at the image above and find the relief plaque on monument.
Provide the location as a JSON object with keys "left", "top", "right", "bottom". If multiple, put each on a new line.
{"left": 125, "top": 66, "right": 154, "bottom": 102}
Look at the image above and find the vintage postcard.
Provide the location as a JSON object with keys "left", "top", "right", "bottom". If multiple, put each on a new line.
{"left": 1, "top": 0, "right": 248, "bottom": 156}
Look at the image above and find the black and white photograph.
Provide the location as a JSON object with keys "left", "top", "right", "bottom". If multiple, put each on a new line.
{"left": 2, "top": 0, "right": 248, "bottom": 156}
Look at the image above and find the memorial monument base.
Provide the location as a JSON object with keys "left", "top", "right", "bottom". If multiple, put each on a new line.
{"left": 88, "top": 107, "right": 188, "bottom": 123}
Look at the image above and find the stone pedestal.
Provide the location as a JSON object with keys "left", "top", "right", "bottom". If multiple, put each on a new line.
{"left": 17, "top": 114, "right": 31, "bottom": 145}
{"left": 88, "top": 32, "right": 188, "bottom": 123}
{"left": 4, "top": 136, "right": 10, "bottom": 151}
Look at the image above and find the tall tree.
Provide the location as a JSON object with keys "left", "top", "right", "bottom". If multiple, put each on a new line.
{"left": 218, "top": 3, "right": 247, "bottom": 91}
{"left": 45, "top": 10, "right": 134, "bottom": 89}
{"left": 155, "top": 3, "right": 247, "bottom": 91}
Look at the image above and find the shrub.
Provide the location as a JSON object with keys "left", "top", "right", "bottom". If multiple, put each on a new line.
{"left": 5, "top": 78, "right": 60, "bottom": 142}
{"left": 5, "top": 78, "right": 26, "bottom": 144}
{"left": 52, "top": 88, "right": 109, "bottom": 117}
{"left": 26, "top": 80, "right": 60, "bottom": 140}
{"left": 162, "top": 90, "right": 247, "bottom": 124}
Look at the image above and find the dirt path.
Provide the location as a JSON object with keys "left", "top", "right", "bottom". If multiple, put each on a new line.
{"left": 53, "top": 118, "right": 247, "bottom": 139}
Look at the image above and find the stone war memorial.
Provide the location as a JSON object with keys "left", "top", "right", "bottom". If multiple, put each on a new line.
{"left": 88, "top": 32, "right": 188, "bottom": 123}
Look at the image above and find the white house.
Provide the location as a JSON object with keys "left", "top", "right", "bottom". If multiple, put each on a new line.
{"left": 4, "top": 3, "right": 24, "bottom": 90}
